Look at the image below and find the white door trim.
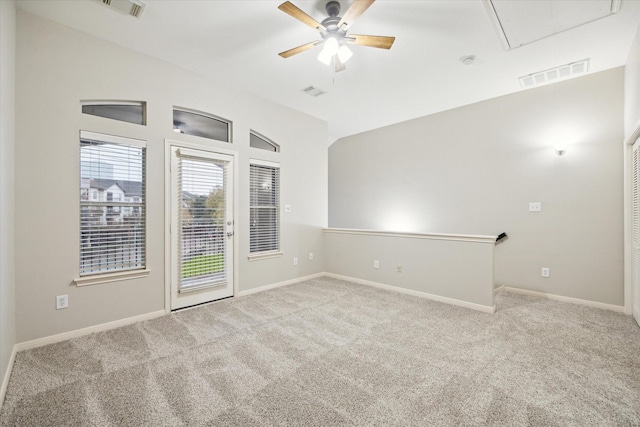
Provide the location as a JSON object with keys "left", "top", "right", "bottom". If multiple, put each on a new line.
{"left": 624, "top": 126, "right": 640, "bottom": 318}
{"left": 164, "top": 138, "right": 239, "bottom": 313}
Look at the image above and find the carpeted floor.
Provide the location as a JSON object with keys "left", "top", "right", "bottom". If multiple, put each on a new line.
{"left": 1, "top": 276, "right": 639, "bottom": 426}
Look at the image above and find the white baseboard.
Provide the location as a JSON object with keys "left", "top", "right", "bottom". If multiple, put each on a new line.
{"left": 494, "top": 285, "right": 505, "bottom": 296}
{"left": 14, "top": 273, "right": 326, "bottom": 353}
{"left": 15, "top": 310, "right": 166, "bottom": 352}
{"left": 0, "top": 345, "right": 17, "bottom": 407}
{"left": 236, "top": 272, "right": 326, "bottom": 297}
{"left": 503, "top": 287, "right": 624, "bottom": 313}
{"left": 325, "top": 273, "right": 496, "bottom": 314}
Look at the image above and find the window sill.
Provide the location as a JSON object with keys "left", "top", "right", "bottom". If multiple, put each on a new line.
{"left": 247, "top": 251, "right": 283, "bottom": 261}
{"left": 74, "top": 269, "right": 150, "bottom": 287}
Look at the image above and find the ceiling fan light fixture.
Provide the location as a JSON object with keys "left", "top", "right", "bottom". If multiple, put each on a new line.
{"left": 318, "top": 37, "right": 340, "bottom": 66}
{"left": 324, "top": 37, "right": 340, "bottom": 56}
{"left": 337, "top": 44, "right": 353, "bottom": 64}
{"left": 317, "top": 48, "right": 333, "bottom": 65}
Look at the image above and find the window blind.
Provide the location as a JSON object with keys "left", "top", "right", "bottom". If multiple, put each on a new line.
{"left": 249, "top": 160, "right": 280, "bottom": 254}
{"left": 177, "top": 152, "right": 228, "bottom": 292}
{"left": 79, "top": 131, "right": 146, "bottom": 276}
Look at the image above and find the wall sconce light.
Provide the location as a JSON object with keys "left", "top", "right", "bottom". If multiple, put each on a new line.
{"left": 554, "top": 146, "right": 567, "bottom": 156}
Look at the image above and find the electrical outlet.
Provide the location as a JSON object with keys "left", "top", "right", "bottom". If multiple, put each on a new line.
{"left": 56, "top": 295, "right": 68, "bottom": 310}
{"left": 309, "top": 252, "right": 313, "bottom": 260}
{"left": 541, "top": 267, "right": 550, "bottom": 278}
{"left": 373, "top": 260, "right": 379, "bottom": 269}
{"left": 529, "top": 202, "right": 542, "bottom": 212}
{"left": 293, "top": 257, "right": 298, "bottom": 266}
{"left": 397, "top": 264, "right": 403, "bottom": 273}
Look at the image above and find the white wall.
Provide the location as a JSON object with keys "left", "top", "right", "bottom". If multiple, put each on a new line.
{"left": 324, "top": 229, "right": 496, "bottom": 311}
{"left": 0, "top": 0, "right": 16, "bottom": 392}
{"left": 0, "top": 0, "right": 17, "bottom": 397}
{"left": 330, "top": 68, "right": 624, "bottom": 306}
{"left": 625, "top": 24, "right": 640, "bottom": 140}
{"left": 15, "top": 11, "right": 327, "bottom": 343}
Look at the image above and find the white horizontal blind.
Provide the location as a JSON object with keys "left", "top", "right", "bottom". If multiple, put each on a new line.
{"left": 80, "top": 131, "right": 146, "bottom": 275}
{"left": 178, "top": 153, "right": 228, "bottom": 292}
{"left": 250, "top": 161, "right": 280, "bottom": 254}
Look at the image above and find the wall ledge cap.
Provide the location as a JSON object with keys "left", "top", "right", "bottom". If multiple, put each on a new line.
{"left": 323, "top": 227, "right": 497, "bottom": 244}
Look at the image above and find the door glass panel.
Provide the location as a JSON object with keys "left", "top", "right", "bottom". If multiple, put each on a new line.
{"left": 178, "top": 155, "right": 228, "bottom": 292}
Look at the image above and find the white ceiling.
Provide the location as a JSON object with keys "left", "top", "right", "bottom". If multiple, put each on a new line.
{"left": 15, "top": 0, "right": 640, "bottom": 142}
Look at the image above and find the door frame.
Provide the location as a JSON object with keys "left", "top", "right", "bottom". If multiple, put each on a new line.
{"left": 164, "top": 138, "right": 239, "bottom": 313}
{"left": 624, "top": 123, "right": 640, "bottom": 320}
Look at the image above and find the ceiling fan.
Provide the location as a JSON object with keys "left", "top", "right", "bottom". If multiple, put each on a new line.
{"left": 278, "top": 0, "right": 395, "bottom": 72}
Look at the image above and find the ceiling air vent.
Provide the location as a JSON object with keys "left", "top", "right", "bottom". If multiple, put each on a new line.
{"left": 302, "top": 86, "right": 326, "bottom": 97}
{"left": 518, "top": 59, "right": 590, "bottom": 89}
{"left": 97, "top": 0, "right": 146, "bottom": 18}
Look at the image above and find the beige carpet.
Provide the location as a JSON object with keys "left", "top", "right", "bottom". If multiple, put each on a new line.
{"left": 1, "top": 276, "right": 639, "bottom": 426}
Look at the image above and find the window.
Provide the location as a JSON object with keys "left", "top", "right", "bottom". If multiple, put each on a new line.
{"left": 250, "top": 131, "right": 280, "bottom": 152}
{"left": 249, "top": 160, "right": 280, "bottom": 256}
{"left": 82, "top": 101, "right": 146, "bottom": 125}
{"left": 79, "top": 130, "right": 146, "bottom": 277}
{"left": 173, "top": 107, "right": 231, "bottom": 142}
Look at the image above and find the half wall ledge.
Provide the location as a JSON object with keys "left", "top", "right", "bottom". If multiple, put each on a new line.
{"left": 323, "top": 228, "right": 499, "bottom": 312}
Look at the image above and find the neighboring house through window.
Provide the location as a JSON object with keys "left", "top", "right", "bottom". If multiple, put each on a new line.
{"left": 79, "top": 130, "right": 146, "bottom": 276}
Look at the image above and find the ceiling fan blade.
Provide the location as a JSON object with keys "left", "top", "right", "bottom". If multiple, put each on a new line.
{"left": 338, "top": 0, "right": 375, "bottom": 29}
{"left": 278, "top": 41, "right": 321, "bottom": 58}
{"left": 347, "top": 34, "right": 395, "bottom": 49}
{"left": 278, "top": 1, "right": 326, "bottom": 31}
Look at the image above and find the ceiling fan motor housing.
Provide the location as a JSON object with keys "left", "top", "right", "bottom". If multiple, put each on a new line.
{"left": 321, "top": 1, "right": 344, "bottom": 38}
{"left": 326, "top": 1, "right": 341, "bottom": 17}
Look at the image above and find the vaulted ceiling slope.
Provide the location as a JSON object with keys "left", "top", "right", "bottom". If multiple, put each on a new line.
{"left": 15, "top": 0, "right": 640, "bottom": 142}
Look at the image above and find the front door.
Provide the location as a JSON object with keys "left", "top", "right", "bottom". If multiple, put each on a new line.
{"left": 170, "top": 146, "right": 234, "bottom": 310}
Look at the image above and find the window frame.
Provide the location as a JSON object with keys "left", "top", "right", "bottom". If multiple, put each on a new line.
{"left": 75, "top": 130, "right": 149, "bottom": 286}
{"left": 248, "top": 159, "right": 282, "bottom": 260}
{"left": 250, "top": 130, "right": 280, "bottom": 152}
{"left": 81, "top": 100, "right": 147, "bottom": 126}
{"left": 173, "top": 107, "right": 232, "bottom": 143}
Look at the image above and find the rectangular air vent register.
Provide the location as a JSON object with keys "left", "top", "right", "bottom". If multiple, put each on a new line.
{"left": 518, "top": 59, "right": 590, "bottom": 89}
